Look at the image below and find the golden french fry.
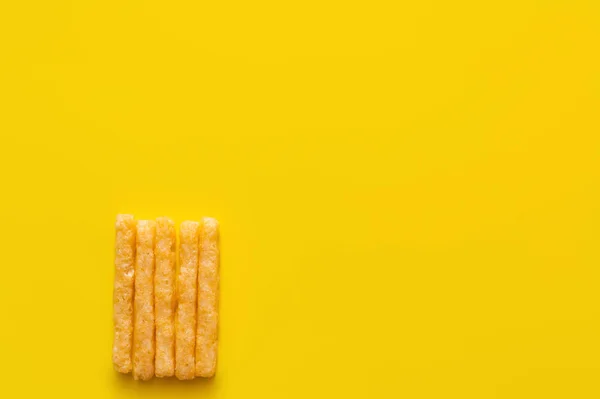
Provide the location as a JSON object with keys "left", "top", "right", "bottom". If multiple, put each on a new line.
{"left": 113, "top": 214, "right": 136, "bottom": 373}
{"left": 133, "top": 220, "right": 156, "bottom": 381}
{"left": 154, "top": 217, "right": 176, "bottom": 377}
{"left": 176, "top": 221, "right": 199, "bottom": 380}
{"left": 196, "top": 217, "right": 220, "bottom": 377}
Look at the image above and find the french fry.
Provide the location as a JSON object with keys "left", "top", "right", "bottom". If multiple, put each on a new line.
{"left": 133, "top": 220, "right": 156, "bottom": 381}
{"left": 176, "top": 221, "right": 199, "bottom": 380}
{"left": 113, "top": 214, "right": 136, "bottom": 373}
{"left": 154, "top": 217, "right": 176, "bottom": 377}
{"left": 196, "top": 217, "right": 220, "bottom": 377}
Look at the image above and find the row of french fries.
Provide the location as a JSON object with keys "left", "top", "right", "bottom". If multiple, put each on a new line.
{"left": 113, "top": 215, "right": 219, "bottom": 380}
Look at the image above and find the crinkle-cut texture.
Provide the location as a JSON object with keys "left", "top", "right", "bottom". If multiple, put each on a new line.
{"left": 176, "top": 221, "right": 199, "bottom": 380}
{"left": 133, "top": 220, "right": 156, "bottom": 381}
{"left": 113, "top": 214, "right": 136, "bottom": 374}
{"left": 154, "top": 217, "right": 176, "bottom": 377}
{"left": 196, "top": 217, "right": 220, "bottom": 377}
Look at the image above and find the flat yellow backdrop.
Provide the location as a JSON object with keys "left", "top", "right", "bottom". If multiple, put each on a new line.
{"left": 1, "top": 1, "right": 599, "bottom": 398}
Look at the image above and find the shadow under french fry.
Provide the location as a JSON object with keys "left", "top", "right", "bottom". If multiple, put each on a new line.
{"left": 114, "top": 370, "right": 217, "bottom": 396}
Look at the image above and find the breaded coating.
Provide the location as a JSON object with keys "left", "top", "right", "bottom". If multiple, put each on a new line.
{"left": 176, "top": 221, "right": 199, "bottom": 380}
{"left": 133, "top": 220, "right": 156, "bottom": 381}
{"left": 154, "top": 217, "right": 176, "bottom": 377}
{"left": 113, "top": 214, "right": 136, "bottom": 373}
{"left": 196, "top": 217, "right": 220, "bottom": 377}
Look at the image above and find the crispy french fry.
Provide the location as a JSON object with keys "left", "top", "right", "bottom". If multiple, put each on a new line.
{"left": 176, "top": 221, "right": 199, "bottom": 380}
{"left": 154, "top": 217, "right": 176, "bottom": 377}
{"left": 133, "top": 220, "right": 156, "bottom": 381}
{"left": 113, "top": 214, "right": 136, "bottom": 373}
{"left": 196, "top": 217, "right": 220, "bottom": 377}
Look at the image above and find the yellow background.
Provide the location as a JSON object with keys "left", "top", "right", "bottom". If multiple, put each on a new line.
{"left": 1, "top": 1, "right": 599, "bottom": 398}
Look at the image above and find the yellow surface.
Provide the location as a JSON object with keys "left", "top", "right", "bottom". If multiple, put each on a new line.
{"left": 0, "top": 0, "right": 599, "bottom": 397}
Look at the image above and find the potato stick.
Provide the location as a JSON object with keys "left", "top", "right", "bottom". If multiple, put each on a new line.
{"left": 196, "top": 217, "right": 220, "bottom": 377}
{"left": 176, "top": 221, "right": 199, "bottom": 380}
{"left": 133, "top": 220, "right": 156, "bottom": 381}
{"left": 154, "top": 217, "right": 176, "bottom": 377}
{"left": 113, "top": 214, "right": 136, "bottom": 373}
